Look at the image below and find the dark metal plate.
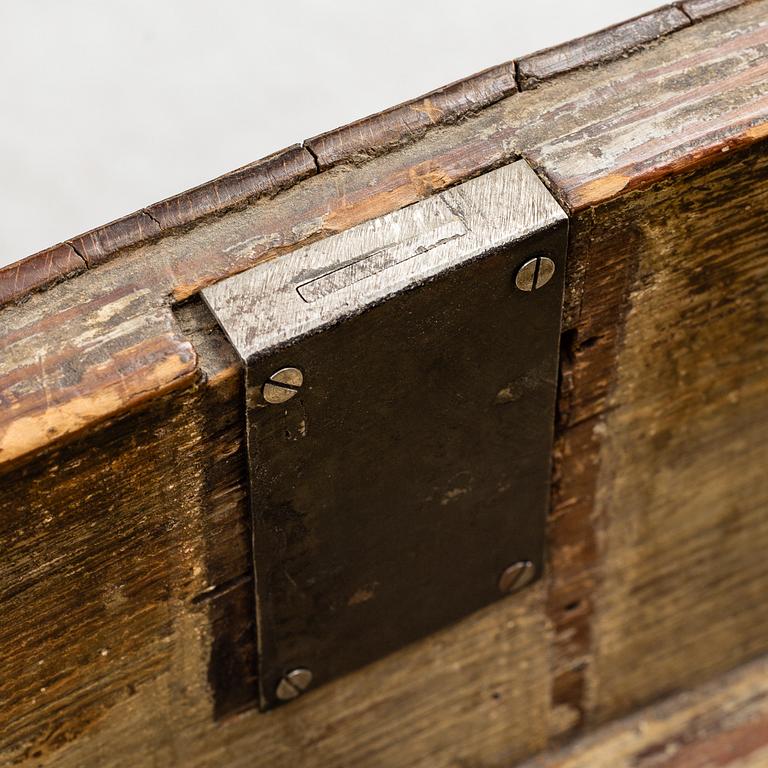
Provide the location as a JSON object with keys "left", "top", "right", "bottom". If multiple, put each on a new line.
{"left": 202, "top": 161, "right": 568, "bottom": 709}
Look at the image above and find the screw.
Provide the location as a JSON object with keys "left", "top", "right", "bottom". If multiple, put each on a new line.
{"left": 262, "top": 367, "right": 303, "bottom": 404}
{"left": 275, "top": 667, "right": 313, "bottom": 701}
{"left": 498, "top": 561, "right": 537, "bottom": 594}
{"left": 515, "top": 255, "right": 555, "bottom": 292}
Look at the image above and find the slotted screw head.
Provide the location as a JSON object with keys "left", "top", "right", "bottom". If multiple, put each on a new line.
{"left": 262, "top": 367, "right": 304, "bottom": 404}
{"left": 275, "top": 667, "right": 313, "bottom": 701}
{"left": 498, "top": 561, "right": 537, "bottom": 594}
{"left": 515, "top": 256, "right": 556, "bottom": 292}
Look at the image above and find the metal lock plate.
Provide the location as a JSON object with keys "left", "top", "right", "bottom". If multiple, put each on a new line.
{"left": 202, "top": 160, "right": 568, "bottom": 709}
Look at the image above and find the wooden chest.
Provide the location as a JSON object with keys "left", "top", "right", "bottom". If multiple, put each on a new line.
{"left": 2, "top": 1, "right": 768, "bottom": 765}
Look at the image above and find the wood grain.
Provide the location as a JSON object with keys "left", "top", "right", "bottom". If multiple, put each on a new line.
{"left": 0, "top": 365, "right": 258, "bottom": 761}
{"left": 0, "top": 244, "right": 85, "bottom": 306}
{"left": 305, "top": 61, "right": 518, "bottom": 169}
{"left": 1, "top": 3, "right": 768, "bottom": 766}
{"left": 0, "top": 286, "right": 197, "bottom": 468}
{"left": 545, "top": 198, "right": 648, "bottom": 733}
{"left": 1, "top": 2, "right": 763, "bottom": 471}
{"left": 543, "top": 139, "right": 768, "bottom": 738}
{"left": 67, "top": 211, "right": 162, "bottom": 267}
{"left": 519, "top": 655, "right": 768, "bottom": 768}
{"left": 3, "top": 142, "right": 766, "bottom": 766}
{"left": 683, "top": 0, "right": 752, "bottom": 21}
{"left": 517, "top": 6, "right": 690, "bottom": 89}
{"left": 0, "top": 0, "right": 751, "bottom": 308}
{"left": 145, "top": 145, "right": 317, "bottom": 230}
{"left": 588, "top": 141, "right": 768, "bottom": 723}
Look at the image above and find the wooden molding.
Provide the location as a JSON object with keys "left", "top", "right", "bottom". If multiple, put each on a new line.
{"left": 0, "top": 243, "right": 85, "bottom": 306}
{"left": 682, "top": 0, "right": 753, "bottom": 20}
{"left": 0, "top": 0, "right": 754, "bottom": 309}
{"left": 516, "top": 5, "right": 690, "bottom": 89}
{"left": 304, "top": 60, "right": 518, "bottom": 169}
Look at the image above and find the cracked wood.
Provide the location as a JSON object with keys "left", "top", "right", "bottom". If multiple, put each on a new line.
{"left": 1, "top": 3, "right": 768, "bottom": 766}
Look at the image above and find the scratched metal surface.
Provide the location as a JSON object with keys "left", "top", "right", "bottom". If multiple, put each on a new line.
{"left": 203, "top": 160, "right": 569, "bottom": 708}
{"left": 202, "top": 161, "right": 566, "bottom": 361}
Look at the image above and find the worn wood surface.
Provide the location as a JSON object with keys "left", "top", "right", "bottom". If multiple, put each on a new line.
{"left": 520, "top": 655, "right": 768, "bottom": 767}
{"left": 552, "top": 140, "right": 768, "bottom": 733}
{"left": 0, "top": 244, "right": 85, "bottom": 306}
{"left": 683, "top": 0, "right": 753, "bottom": 20}
{"left": 305, "top": 60, "right": 518, "bottom": 169}
{"left": 67, "top": 210, "right": 162, "bottom": 268}
{"left": 1, "top": 3, "right": 768, "bottom": 766}
{"left": 517, "top": 5, "right": 690, "bottom": 89}
{"left": 588, "top": 143, "right": 768, "bottom": 722}
{"left": 145, "top": 145, "right": 317, "bottom": 232}
{"left": 0, "top": 1, "right": 752, "bottom": 308}
{"left": 2, "top": 3, "right": 765, "bottom": 471}
{"left": 0, "top": 282, "right": 198, "bottom": 468}
{"left": 4, "top": 142, "right": 764, "bottom": 768}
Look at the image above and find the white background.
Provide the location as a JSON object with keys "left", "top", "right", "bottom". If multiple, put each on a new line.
{"left": 0, "top": 0, "right": 662, "bottom": 268}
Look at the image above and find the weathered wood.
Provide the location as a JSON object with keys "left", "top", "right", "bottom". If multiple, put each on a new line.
{"left": 145, "top": 145, "right": 317, "bottom": 230}
{"left": 1, "top": 3, "right": 765, "bottom": 472}
{"left": 544, "top": 198, "right": 649, "bottom": 732}
{"left": 0, "top": 147, "right": 317, "bottom": 308}
{"left": 587, "top": 142, "right": 768, "bottom": 723}
{"left": 683, "top": 0, "right": 752, "bottom": 21}
{"left": 0, "top": 386, "right": 217, "bottom": 760}
{"left": 519, "top": 655, "right": 768, "bottom": 767}
{"left": 0, "top": 243, "right": 85, "bottom": 306}
{"left": 0, "top": 286, "right": 197, "bottom": 468}
{"left": 549, "top": 140, "right": 768, "bottom": 736}
{"left": 517, "top": 6, "right": 690, "bottom": 89}
{"left": 3, "top": 139, "right": 765, "bottom": 767}
{"left": 1, "top": 3, "right": 768, "bottom": 766}
{"left": 66, "top": 147, "right": 317, "bottom": 267}
{"left": 305, "top": 61, "right": 518, "bottom": 169}
{"left": 67, "top": 210, "right": 162, "bottom": 267}
{"left": 0, "top": 0, "right": 750, "bottom": 310}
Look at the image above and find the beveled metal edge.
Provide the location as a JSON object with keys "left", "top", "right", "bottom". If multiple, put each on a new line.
{"left": 202, "top": 160, "right": 566, "bottom": 362}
